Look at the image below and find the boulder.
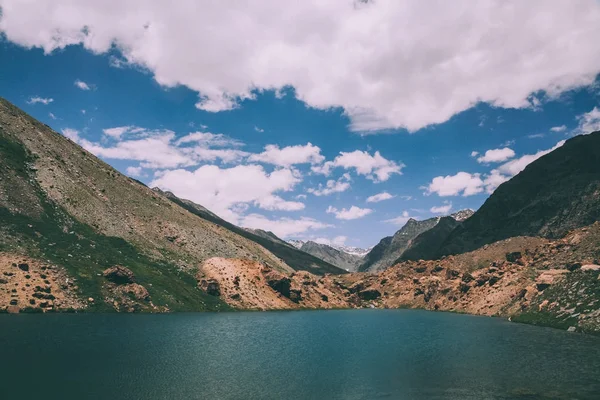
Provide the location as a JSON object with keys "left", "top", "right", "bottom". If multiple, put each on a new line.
{"left": 358, "top": 288, "right": 381, "bottom": 301}
{"left": 199, "top": 279, "right": 221, "bottom": 296}
{"left": 506, "top": 252, "right": 522, "bottom": 263}
{"left": 461, "top": 272, "right": 474, "bottom": 283}
{"left": 103, "top": 266, "right": 135, "bottom": 284}
{"left": 124, "top": 283, "right": 150, "bottom": 301}
{"left": 263, "top": 271, "right": 291, "bottom": 298}
{"left": 289, "top": 289, "right": 302, "bottom": 303}
{"left": 17, "top": 263, "right": 29, "bottom": 272}
{"left": 445, "top": 269, "right": 460, "bottom": 279}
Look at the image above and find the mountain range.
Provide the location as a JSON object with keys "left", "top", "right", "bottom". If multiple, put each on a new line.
{"left": 0, "top": 98, "right": 599, "bottom": 334}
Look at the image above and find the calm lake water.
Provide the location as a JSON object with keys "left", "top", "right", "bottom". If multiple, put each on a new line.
{"left": 1, "top": 310, "right": 599, "bottom": 400}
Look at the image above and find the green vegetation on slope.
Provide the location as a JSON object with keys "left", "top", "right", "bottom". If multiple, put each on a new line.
{"left": 0, "top": 125, "right": 228, "bottom": 312}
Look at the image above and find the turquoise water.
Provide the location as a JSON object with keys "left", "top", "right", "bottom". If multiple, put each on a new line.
{"left": 0, "top": 310, "right": 599, "bottom": 399}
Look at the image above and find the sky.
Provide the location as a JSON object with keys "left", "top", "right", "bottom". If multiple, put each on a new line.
{"left": 1, "top": 0, "right": 600, "bottom": 248}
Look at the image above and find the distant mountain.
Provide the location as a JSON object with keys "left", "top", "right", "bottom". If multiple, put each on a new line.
{"left": 450, "top": 209, "right": 474, "bottom": 221}
{"left": 397, "top": 216, "right": 461, "bottom": 262}
{"left": 432, "top": 132, "right": 600, "bottom": 258}
{"left": 296, "top": 241, "right": 364, "bottom": 271}
{"left": 359, "top": 217, "right": 440, "bottom": 272}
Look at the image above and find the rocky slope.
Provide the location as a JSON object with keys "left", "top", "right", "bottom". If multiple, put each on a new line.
{"left": 197, "top": 222, "right": 600, "bottom": 334}
{"left": 297, "top": 241, "right": 364, "bottom": 271}
{"left": 156, "top": 189, "right": 345, "bottom": 275}
{"left": 359, "top": 217, "right": 441, "bottom": 272}
{"left": 433, "top": 132, "right": 600, "bottom": 258}
{"left": 0, "top": 97, "right": 301, "bottom": 312}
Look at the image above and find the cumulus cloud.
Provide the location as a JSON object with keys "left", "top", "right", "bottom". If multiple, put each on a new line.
{"left": 175, "top": 131, "right": 244, "bottom": 147}
{"left": 326, "top": 205, "right": 372, "bottom": 220}
{"left": 125, "top": 166, "right": 144, "bottom": 177}
{"left": 430, "top": 203, "right": 452, "bottom": 214}
{"left": 240, "top": 214, "right": 332, "bottom": 238}
{"left": 313, "top": 150, "right": 403, "bottom": 182}
{"left": 48, "top": 112, "right": 57, "bottom": 119}
{"left": 550, "top": 125, "right": 567, "bottom": 132}
{"left": 4, "top": 1, "right": 598, "bottom": 131}
{"left": 314, "top": 236, "right": 348, "bottom": 246}
{"left": 366, "top": 191, "right": 395, "bottom": 203}
{"left": 102, "top": 125, "right": 145, "bottom": 139}
{"left": 476, "top": 147, "right": 515, "bottom": 163}
{"left": 470, "top": 151, "right": 479, "bottom": 157}
{"left": 74, "top": 79, "right": 92, "bottom": 90}
{"left": 307, "top": 173, "right": 351, "bottom": 196}
{"left": 384, "top": 211, "right": 414, "bottom": 226}
{"left": 27, "top": 96, "right": 53, "bottom": 105}
{"left": 249, "top": 143, "right": 324, "bottom": 167}
{"left": 573, "top": 107, "right": 600, "bottom": 135}
{"left": 61, "top": 128, "right": 80, "bottom": 141}
{"left": 496, "top": 140, "right": 565, "bottom": 176}
{"left": 427, "top": 140, "right": 567, "bottom": 196}
{"left": 151, "top": 164, "right": 301, "bottom": 221}
{"left": 425, "top": 172, "right": 484, "bottom": 197}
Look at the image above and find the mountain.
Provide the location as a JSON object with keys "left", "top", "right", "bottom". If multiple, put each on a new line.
{"left": 0, "top": 98, "right": 341, "bottom": 313}
{"left": 358, "top": 217, "right": 440, "bottom": 272}
{"left": 430, "top": 132, "right": 600, "bottom": 258}
{"left": 157, "top": 190, "right": 346, "bottom": 275}
{"left": 450, "top": 209, "right": 475, "bottom": 221}
{"left": 297, "top": 241, "right": 364, "bottom": 271}
{"left": 397, "top": 216, "right": 461, "bottom": 262}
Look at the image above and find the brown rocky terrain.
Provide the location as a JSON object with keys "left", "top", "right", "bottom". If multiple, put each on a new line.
{"left": 197, "top": 223, "right": 600, "bottom": 334}
{"left": 0, "top": 253, "right": 85, "bottom": 313}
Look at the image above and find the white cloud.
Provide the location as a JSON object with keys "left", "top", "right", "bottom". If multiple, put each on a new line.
{"left": 430, "top": 203, "right": 452, "bottom": 214}
{"left": 4, "top": 1, "right": 599, "bottom": 131}
{"left": 150, "top": 164, "right": 300, "bottom": 222}
{"left": 425, "top": 172, "right": 484, "bottom": 197}
{"left": 176, "top": 131, "right": 243, "bottom": 147}
{"left": 102, "top": 126, "right": 145, "bottom": 139}
{"left": 476, "top": 147, "right": 515, "bottom": 163}
{"left": 125, "top": 166, "right": 144, "bottom": 177}
{"left": 550, "top": 125, "right": 567, "bottom": 132}
{"left": 255, "top": 195, "right": 305, "bottom": 211}
{"left": 573, "top": 107, "right": 600, "bottom": 135}
{"left": 61, "top": 128, "right": 80, "bottom": 141}
{"left": 470, "top": 151, "right": 479, "bottom": 157}
{"left": 295, "top": 194, "right": 307, "bottom": 200}
{"left": 313, "top": 150, "right": 403, "bottom": 182}
{"left": 314, "top": 236, "right": 347, "bottom": 246}
{"left": 326, "top": 205, "right": 372, "bottom": 220}
{"left": 254, "top": 126, "right": 264, "bottom": 133}
{"left": 48, "top": 112, "right": 57, "bottom": 119}
{"left": 307, "top": 173, "right": 351, "bottom": 196}
{"left": 527, "top": 133, "right": 545, "bottom": 139}
{"left": 384, "top": 211, "right": 413, "bottom": 226}
{"left": 496, "top": 140, "right": 565, "bottom": 176}
{"left": 428, "top": 140, "right": 567, "bottom": 196}
{"left": 74, "top": 79, "right": 91, "bottom": 90}
{"left": 366, "top": 191, "right": 395, "bottom": 203}
{"left": 27, "top": 96, "right": 53, "bottom": 105}
{"left": 241, "top": 214, "right": 332, "bottom": 238}
{"left": 249, "top": 143, "right": 324, "bottom": 167}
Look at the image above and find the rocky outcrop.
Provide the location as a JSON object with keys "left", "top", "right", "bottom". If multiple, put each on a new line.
{"left": 103, "top": 266, "right": 135, "bottom": 284}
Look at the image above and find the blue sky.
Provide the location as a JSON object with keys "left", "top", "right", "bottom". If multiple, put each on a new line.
{"left": 1, "top": 1, "right": 600, "bottom": 247}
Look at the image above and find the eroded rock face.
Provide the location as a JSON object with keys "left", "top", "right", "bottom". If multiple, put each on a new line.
{"left": 262, "top": 269, "right": 292, "bottom": 298}
{"left": 199, "top": 279, "right": 221, "bottom": 296}
{"left": 103, "top": 266, "right": 135, "bottom": 285}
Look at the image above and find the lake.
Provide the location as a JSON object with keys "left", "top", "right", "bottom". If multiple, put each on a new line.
{"left": 1, "top": 309, "right": 599, "bottom": 399}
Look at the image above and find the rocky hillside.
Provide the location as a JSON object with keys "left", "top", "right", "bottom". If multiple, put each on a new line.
{"left": 359, "top": 217, "right": 441, "bottom": 272}
{"left": 398, "top": 216, "right": 460, "bottom": 262}
{"left": 156, "top": 189, "right": 345, "bottom": 276}
{"left": 0, "top": 97, "right": 302, "bottom": 312}
{"left": 197, "top": 222, "right": 600, "bottom": 335}
{"left": 434, "top": 132, "right": 600, "bottom": 258}
{"left": 298, "top": 241, "right": 363, "bottom": 271}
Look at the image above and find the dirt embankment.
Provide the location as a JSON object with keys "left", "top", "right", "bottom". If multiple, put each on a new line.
{"left": 0, "top": 253, "right": 85, "bottom": 313}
